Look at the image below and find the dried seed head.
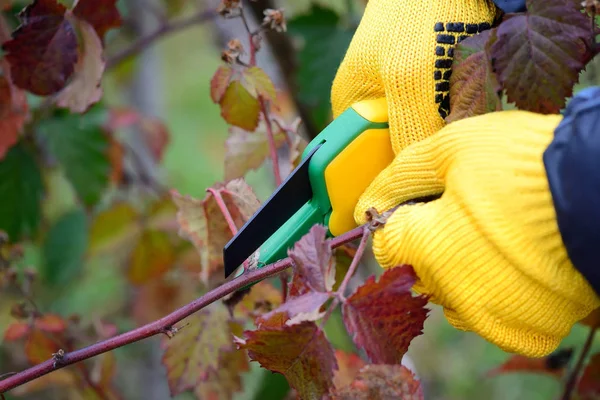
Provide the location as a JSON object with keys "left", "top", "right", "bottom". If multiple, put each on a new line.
{"left": 217, "top": 0, "right": 242, "bottom": 17}
{"left": 263, "top": 8, "right": 287, "bottom": 32}
{"left": 582, "top": 0, "right": 599, "bottom": 14}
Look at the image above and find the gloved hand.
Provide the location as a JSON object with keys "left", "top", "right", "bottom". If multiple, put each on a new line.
{"left": 354, "top": 110, "right": 600, "bottom": 357}
{"left": 331, "top": 0, "right": 498, "bottom": 153}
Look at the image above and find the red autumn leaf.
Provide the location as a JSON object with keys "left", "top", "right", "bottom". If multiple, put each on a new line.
{"left": 487, "top": 348, "right": 573, "bottom": 379}
{"left": 54, "top": 18, "right": 105, "bottom": 113}
{"left": 210, "top": 65, "right": 234, "bottom": 103}
{"left": 34, "top": 314, "right": 66, "bottom": 333}
{"left": 288, "top": 224, "right": 336, "bottom": 297}
{"left": 332, "top": 364, "right": 423, "bottom": 400}
{"left": 446, "top": 30, "right": 501, "bottom": 123}
{"left": 489, "top": 0, "right": 597, "bottom": 113}
{"left": 0, "top": 61, "right": 29, "bottom": 160}
{"left": 333, "top": 350, "right": 366, "bottom": 390}
{"left": 127, "top": 229, "right": 176, "bottom": 285}
{"left": 161, "top": 303, "right": 238, "bottom": 396}
{"left": 171, "top": 179, "right": 260, "bottom": 286}
{"left": 25, "top": 328, "right": 60, "bottom": 364}
{"left": 2, "top": 0, "right": 78, "bottom": 95}
{"left": 236, "top": 318, "right": 338, "bottom": 400}
{"left": 342, "top": 265, "right": 428, "bottom": 364}
{"left": 4, "top": 322, "right": 30, "bottom": 341}
{"left": 72, "top": 0, "right": 122, "bottom": 41}
{"left": 578, "top": 353, "right": 600, "bottom": 400}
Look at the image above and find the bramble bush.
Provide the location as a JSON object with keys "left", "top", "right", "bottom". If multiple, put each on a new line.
{"left": 0, "top": 0, "right": 599, "bottom": 399}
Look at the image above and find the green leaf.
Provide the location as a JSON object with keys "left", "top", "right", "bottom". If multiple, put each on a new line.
{"left": 0, "top": 142, "right": 44, "bottom": 241}
{"left": 42, "top": 208, "right": 89, "bottom": 286}
{"left": 40, "top": 108, "right": 111, "bottom": 207}
{"left": 288, "top": 5, "right": 355, "bottom": 130}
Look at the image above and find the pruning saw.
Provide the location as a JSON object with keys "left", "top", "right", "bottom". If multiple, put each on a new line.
{"left": 223, "top": 98, "right": 395, "bottom": 279}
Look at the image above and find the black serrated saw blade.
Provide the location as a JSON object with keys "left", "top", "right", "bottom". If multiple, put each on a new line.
{"left": 223, "top": 144, "right": 321, "bottom": 277}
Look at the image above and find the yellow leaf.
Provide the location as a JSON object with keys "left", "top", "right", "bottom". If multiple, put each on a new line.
{"left": 89, "top": 203, "right": 140, "bottom": 255}
{"left": 219, "top": 80, "right": 260, "bottom": 131}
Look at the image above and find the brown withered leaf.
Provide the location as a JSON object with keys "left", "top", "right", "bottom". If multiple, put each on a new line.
{"left": 55, "top": 18, "right": 105, "bottom": 113}
{"left": 132, "top": 274, "right": 198, "bottom": 325}
{"left": 127, "top": 229, "right": 176, "bottom": 285}
{"left": 224, "top": 125, "right": 286, "bottom": 180}
{"left": 333, "top": 364, "right": 423, "bottom": 400}
{"left": 171, "top": 179, "right": 260, "bottom": 286}
{"left": 194, "top": 349, "right": 249, "bottom": 400}
{"left": 161, "top": 303, "right": 237, "bottom": 396}
{"left": 342, "top": 265, "right": 428, "bottom": 364}
{"left": 446, "top": 30, "right": 501, "bottom": 123}
{"left": 235, "top": 280, "right": 282, "bottom": 319}
{"left": 333, "top": 350, "right": 366, "bottom": 390}
{"left": 236, "top": 318, "right": 338, "bottom": 400}
{"left": 25, "top": 328, "right": 60, "bottom": 364}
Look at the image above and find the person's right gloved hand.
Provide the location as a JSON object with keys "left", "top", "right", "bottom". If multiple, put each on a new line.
{"left": 353, "top": 110, "right": 600, "bottom": 357}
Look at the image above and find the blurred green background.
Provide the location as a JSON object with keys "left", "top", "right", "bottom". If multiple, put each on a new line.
{"left": 1, "top": 0, "right": 599, "bottom": 399}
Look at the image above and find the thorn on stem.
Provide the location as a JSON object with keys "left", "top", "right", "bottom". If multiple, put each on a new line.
{"left": 365, "top": 207, "right": 394, "bottom": 232}
{"left": 163, "top": 323, "right": 189, "bottom": 339}
{"left": 52, "top": 349, "right": 65, "bottom": 368}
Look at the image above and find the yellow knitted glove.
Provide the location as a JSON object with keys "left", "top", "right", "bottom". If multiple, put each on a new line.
{"left": 331, "top": 0, "right": 497, "bottom": 153}
{"left": 355, "top": 111, "right": 600, "bottom": 357}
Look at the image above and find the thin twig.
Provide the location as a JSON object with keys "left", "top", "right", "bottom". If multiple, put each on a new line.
{"left": 238, "top": 4, "right": 282, "bottom": 185}
{"left": 207, "top": 188, "right": 238, "bottom": 235}
{"left": 561, "top": 326, "right": 597, "bottom": 400}
{"left": 337, "top": 226, "right": 370, "bottom": 298}
{"left": 106, "top": 9, "right": 216, "bottom": 70}
{"left": 0, "top": 225, "right": 365, "bottom": 394}
{"left": 320, "top": 227, "right": 370, "bottom": 328}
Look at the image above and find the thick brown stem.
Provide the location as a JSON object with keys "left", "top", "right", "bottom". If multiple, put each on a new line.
{"left": 0, "top": 226, "right": 365, "bottom": 394}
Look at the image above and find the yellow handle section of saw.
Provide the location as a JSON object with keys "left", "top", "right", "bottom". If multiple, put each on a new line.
{"left": 324, "top": 99, "right": 394, "bottom": 236}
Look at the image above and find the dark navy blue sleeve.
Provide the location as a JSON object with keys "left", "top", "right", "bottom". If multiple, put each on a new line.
{"left": 543, "top": 86, "right": 600, "bottom": 296}
{"left": 492, "top": 0, "right": 526, "bottom": 13}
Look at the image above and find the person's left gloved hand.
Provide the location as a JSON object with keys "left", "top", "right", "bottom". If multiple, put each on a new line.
{"left": 353, "top": 109, "right": 600, "bottom": 357}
